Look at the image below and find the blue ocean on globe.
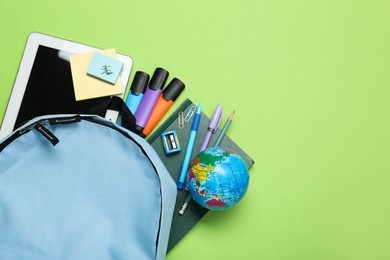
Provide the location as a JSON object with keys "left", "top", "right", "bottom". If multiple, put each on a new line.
{"left": 186, "top": 147, "right": 250, "bottom": 210}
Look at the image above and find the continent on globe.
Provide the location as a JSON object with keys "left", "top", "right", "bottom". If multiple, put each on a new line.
{"left": 206, "top": 198, "right": 226, "bottom": 208}
{"left": 188, "top": 157, "right": 213, "bottom": 185}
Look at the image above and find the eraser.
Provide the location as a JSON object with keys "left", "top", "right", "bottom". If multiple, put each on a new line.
{"left": 87, "top": 52, "right": 124, "bottom": 84}
{"left": 161, "top": 131, "right": 181, "bottom": 155}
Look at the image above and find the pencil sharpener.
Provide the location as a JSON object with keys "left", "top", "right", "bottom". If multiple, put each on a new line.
{"left": 161, "top": 131, "right": 181, "bottom": 155}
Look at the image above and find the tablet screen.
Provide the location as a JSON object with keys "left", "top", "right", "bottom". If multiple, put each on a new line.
{"left": 14, "top": 45, "right": 109, "bottom": 129}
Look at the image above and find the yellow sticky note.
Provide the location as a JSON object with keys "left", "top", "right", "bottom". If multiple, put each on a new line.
{"left": 70, "top": 49, "right": 122, "bottom": 101}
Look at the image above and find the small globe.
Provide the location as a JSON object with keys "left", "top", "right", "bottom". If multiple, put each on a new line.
{"left": 186, "top": 147, "right": 250, "bottom": 210}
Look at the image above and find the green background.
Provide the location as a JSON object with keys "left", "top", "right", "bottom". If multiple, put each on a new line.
{"left": 1, "top": 0, "right": 390, "bottom": 259}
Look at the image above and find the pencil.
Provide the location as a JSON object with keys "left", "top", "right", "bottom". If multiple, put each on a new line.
{"left": 178, "top": 193, "right": 192, "bottom": 215}
{"left": 214, "top": 111, "right": 235, "bottom": 147}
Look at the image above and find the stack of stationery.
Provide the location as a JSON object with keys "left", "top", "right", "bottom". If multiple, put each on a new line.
{"left": 147, "top": 98, "right": 254, "bottom": 252}
{"left": 70, "top": 49, "right": 124, "bottom": 101}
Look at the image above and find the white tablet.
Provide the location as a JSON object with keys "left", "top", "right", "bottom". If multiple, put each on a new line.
{"left": 0, "top": 32, "right": 133, "bottom": 139}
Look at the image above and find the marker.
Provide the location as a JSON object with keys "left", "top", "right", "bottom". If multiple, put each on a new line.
{"left": 125, "top": 71, "right": 149, "bottom": 115}
{"left": 177, "top": 103, "right": 202, "bottom": 190}
{"left": 142, "top": 78, "right": 185, "bottom": 136}
{"left": 214, "top": 110, "right": 235, "bottom": 147}
{"left": 200, "top": 104, "right": 223, "bottom": 151}
{"left": 134, "top": 68, "right": 169, "bottom": 136}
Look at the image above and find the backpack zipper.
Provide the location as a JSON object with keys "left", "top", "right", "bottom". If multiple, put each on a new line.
{"left": 0, "top": 115, "right": 81, "bottom": 152}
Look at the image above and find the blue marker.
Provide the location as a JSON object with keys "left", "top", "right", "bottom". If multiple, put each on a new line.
{"left": 177, "top": 103, "right": 202, "bottom": 190}
{"left": 125, "top": 71, "right": 150, "bottom": 115}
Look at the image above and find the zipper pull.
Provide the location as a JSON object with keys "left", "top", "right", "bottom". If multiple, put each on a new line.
{"left": 49, "top": 115, "right": 81, "bottom": 125}
{"left": 34, "top": 123, "right": 59, "bottom": 146}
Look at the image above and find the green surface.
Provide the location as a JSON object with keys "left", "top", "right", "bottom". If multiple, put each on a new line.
{"left": 1, "top": 0, "right": 390, "bottom": 259}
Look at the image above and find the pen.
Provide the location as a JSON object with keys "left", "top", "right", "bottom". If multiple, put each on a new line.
{"left": 134, "top": 68, "right": 169, "bottom": 136}
{"left": 199, "top": 104, "right": 223, "bottom": 151}
{"left": 179, "top": 104, "right": 217, "bottom": 213}
{"left": 179, "top": 108, "right": 234, "bottom": 214}
{"left": 180, "top": 103, "right": 220, "bottom": 213}
{"left": 180, "top": 110, "right": 235, "bottom": 214}
{"left": 142, "top": 78, "right": 185, "bottom": 137}
{"left": 177, "top": 103, "right": 202, "bottom": 190}
{"left": 214, "top": 110, "right": 235, "bottom": 147}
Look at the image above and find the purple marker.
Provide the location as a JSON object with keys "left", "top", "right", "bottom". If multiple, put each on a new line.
{"left": 200, "top": 104, "right": 223, "bottom": 151}
{"left": 134, "top": 68, "right": 169, "bottom": 136}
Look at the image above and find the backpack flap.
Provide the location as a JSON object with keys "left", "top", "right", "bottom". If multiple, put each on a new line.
{"left": 0, "top": 114, "right": 177, "bottom": 260}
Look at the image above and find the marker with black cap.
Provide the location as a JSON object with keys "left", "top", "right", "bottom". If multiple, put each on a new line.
{"left": 125, "top": 71, "right": 150, "bottom": 115}
{"left": 134, "top": 68, "right": 169, "bottom": 136}
{"left": 142, "top": 78, "right": 185, "bottom": 136}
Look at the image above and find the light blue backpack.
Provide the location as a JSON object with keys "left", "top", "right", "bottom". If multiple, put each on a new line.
{"left": 0, "top": 114, "right": 177, "bottom": 259}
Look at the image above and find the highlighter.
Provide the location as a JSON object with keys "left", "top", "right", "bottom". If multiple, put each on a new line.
{"left": 134, "top": 68, "right": 169, "bottom": 136}
{"left": 142, "top": 78, "right": 185, "bottom": 136}
{"left": 125, "top": 71, "right": 150, "bottom": 115}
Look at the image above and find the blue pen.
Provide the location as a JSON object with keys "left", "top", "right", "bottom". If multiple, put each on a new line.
{"left": 177, "top": 103, "right": 202, "bottom": 190}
